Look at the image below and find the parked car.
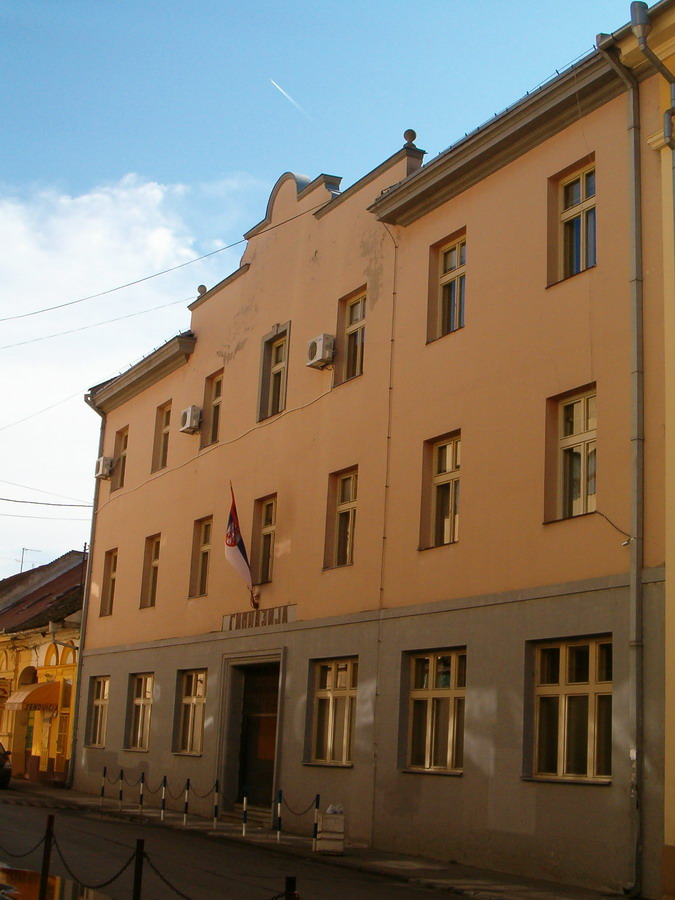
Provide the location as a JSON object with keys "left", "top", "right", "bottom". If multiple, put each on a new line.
{"left": 0, "top": 743, "right": 10, "bottom": 788}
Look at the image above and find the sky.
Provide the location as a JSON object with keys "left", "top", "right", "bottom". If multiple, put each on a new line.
{"left": 0, "top": 0, "right": 636, "bottom": 579}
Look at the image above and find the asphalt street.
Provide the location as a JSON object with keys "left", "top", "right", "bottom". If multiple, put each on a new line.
{"left": 0, "top": 801, "right": 441, "bottom": 900}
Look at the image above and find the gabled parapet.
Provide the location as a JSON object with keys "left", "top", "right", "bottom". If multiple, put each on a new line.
{"left": 243, "top": 172, "right": 342, "bottom": 243}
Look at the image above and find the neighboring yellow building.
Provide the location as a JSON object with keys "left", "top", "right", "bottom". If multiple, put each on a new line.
{"left": 0, "top": 551, "right": 85, "bottom": 784}
{"left": 72, "top": 2, "right": 675, "bottom": 896}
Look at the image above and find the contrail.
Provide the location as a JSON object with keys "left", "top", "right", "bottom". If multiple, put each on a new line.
{"left": 270, "top": 79, "right": 311, "bottom": 119}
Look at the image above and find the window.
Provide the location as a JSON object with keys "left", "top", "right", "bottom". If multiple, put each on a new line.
{"left": 430, "top": 435, "right": 460, "bottom": 546}
{"left": 190, "top": 517, "right": 212, "bottom": 597}
{"left": 100, "top": 549, "right": 117, "bottom": 617}
{"left": 140, "top": 534, "right": 161, "bottom": 608}
{"left": 252, "top": 495, "right": 276, "bottom": 585}
{"left": 257, "top": 323, "right": 290, "bottom": 421}
{"left": 152, "top": 402, "right": 171, "bottom": 471}
{"left": 344, "top": 295, "right": 366, "bottom": 380}
{"left": 88, "top": 677, "right": 109, "bottom": 747}
{"left": 202, "top": 371, "right": 223, "bottom": 446}
{"left": 127, "top": 673, "right": 153, "bottom": 750}
{"left": 325, "top": 469, "right": 358, "bottom": 567}
{"left": 559, "top": 391, "right": 596, "bottom": 518}
{"left": 560, "top": 166, "right": 596, "bottom": 278}
{"left": 438, "top": 238, "right": 466, "bottom": 336}
{"left": 408, "top": 649, "right": 466, "bottom": 772}
{"left": 176, "top": 670, "right": 207, "bottom": 754}
{"left": 312, "top": 659, "right": 358, "bottom": 764}
{"left": 534, "top": 637, "right": 612, "bottom": 780}
{"left": 111, "top": 427, "right": 128, "bottom": 491}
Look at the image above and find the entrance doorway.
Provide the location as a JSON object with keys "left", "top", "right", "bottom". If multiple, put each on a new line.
{"left": 237, "top": 663, "right": 279, "bottom": 808}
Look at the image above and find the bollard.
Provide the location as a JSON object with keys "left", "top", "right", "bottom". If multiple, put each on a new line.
{"left": 312, "top": 794, "right": 320, "bottom": 852}
{"left": 132, "top": 838, "right": 144, "bottom": 900}
{"left": 213, "top": 779, "right": 219, "bottom": 830}
{"left": 38, "top": 814, "right": 54, "bottom": 900}
{"left": 100, "top": 766, "right": 106, "bottom": 808}
{"left": 284, "top": 875, "right": 297, "bottom": 900}
{"left": 160, "top": 775, "right": 167, "bottom": 821}
{"left": 183, "top": 778, "right": 190, "bottom": 827}
{"left": 242, "top": 785, "right": 248, "bottom": 837}
{"left": 276, "top": 789, "right": 282, "bottom": 843}
{"left": 118, "top": 768, "right": 124, "bottom": 810}
{"left": 139, "top": 771, "right": 144, "bottom": 814}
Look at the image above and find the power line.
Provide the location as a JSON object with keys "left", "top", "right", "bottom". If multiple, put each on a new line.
{"left": 0, "top": 479, "right": 89, "bottom": 503}
{"left": 0, "top": 241, "right": 244, "bottom": 323}
{"left": 0, "top": 392, "right": 82, "bottom": 432}
{"left": 0, "top": 199, "right": 329, "bottom": 324}
{"left": 0, "top": 497, "right": 92, "bottom": 508}
{"left": 0, "top": 513, "right": 91, "bottom": 521}
{"left": 0, "top": 296, "right": 190, "bottom": 351}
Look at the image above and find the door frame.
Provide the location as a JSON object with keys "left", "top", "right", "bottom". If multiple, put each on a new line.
{"left": 218, "top": 649, "right": 285, "bottom": 819}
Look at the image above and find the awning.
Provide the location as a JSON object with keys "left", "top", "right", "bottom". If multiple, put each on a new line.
{"left": 4, "top": 682, "right": 59, "bottom": 712}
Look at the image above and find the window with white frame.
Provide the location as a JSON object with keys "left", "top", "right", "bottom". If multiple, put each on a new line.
{"left": 438, "top": 238, "right": 466, "bottom": 337}
{"left": 560, "top": 391, "right": 596, "bottom": 518}
{"left": 534, "top": 637, "right": 612, "bottom": 781}
{"left": 152, "top": 402, "right": 171, "bottom": 472}
{"left": 88, "top": 676, "right": 109, "bottom": 747}
{"left": 344, "top": 295, "right": 366, "bottom": 380}
{"left": 100, "top": 549, "right": 117, "bottom": 617}
{"left": 176, "top": 670, "right": 207, "bottom": 754}
{"left": 127, "top": 673, "right": 153, "bottom": 750}
{"left": 408, "top": 649, "right": 466, "bottom": 772}
{"left": 325, "top": 469, "right": 358, "bottom": 567}
{"left": 252, "top": 495, "right": 276, "bottom": 585}
{"left": 190, "top": 517, "right": 212, "bottom": 597}
{"left": 430, "top": 435, "right": 460, "bottom": 546}
{"left": 561, "top": 165, "right": 596, "bottom": 279}
{"left": 312, "top": 658, "right": 358, "bottom": 764}
{"left": 257, "top": 323, "right": 290, "bottom": 422}
{"left": 202, "top": 371, "right": 223, "bottom": 447}
{"left": 111, "top": 426, "right": 128, "bottom": 491}
{"left": 140, "top": 534, "right": 161, "bottom": 608}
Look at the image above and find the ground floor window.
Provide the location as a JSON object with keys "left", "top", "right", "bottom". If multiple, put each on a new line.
{"left": 311, "top": 658, "right": 358, "bottom": 764}
{"left": 408, "top": 649, "right": 466, "bottom": 772}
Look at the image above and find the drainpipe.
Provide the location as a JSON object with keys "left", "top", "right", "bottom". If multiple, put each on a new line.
{"left": 66, "top": 393, "right": 105, "bottom": 788}
{"left": 596, "top": 27, "right": 645, "bottom": 897}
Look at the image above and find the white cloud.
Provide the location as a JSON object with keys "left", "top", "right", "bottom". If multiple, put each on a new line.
{"left": 0, "top": 173, "right": 265, "bottom": 578}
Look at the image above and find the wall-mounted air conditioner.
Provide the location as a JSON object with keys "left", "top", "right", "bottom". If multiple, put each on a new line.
{"left": 306, "top": 334, "right": 335, "bottom": 368}
{"left": 179, "top": 405, "right": 202, "bottom": 434}
{"left": 94, "top": 456, "right": 113, "bottom": 479}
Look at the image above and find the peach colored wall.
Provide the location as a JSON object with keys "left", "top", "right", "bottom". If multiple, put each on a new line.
{"left": 85, "top": 86, "right": 665, "bottom": 650}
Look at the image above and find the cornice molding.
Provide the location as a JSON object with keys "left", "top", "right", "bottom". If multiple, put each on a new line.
{"left": 370, "top": 54, "right": 623, "bottom": 226}
{"left": 87, "top": 333, "right": 196, "bottom": 414}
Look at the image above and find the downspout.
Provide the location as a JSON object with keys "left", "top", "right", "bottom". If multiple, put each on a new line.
{"left": 66, "top": 392, "right": 105, "bottom": 788}
{"left": 596, "top": 32, "right": 645, "bottom": 897}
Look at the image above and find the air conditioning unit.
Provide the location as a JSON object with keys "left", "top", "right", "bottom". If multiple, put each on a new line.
{"left": 306, "top": 333, "right": 335, "bottom": 368}
{"left": 94, "top": 456, "right": 113, "bottom": 480}
{"left": 179, "top": 405, "right": 201, "bottom": 434}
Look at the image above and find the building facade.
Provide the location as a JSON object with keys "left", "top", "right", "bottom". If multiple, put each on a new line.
{"left": 0, "top": 550, "right": 85, "bottom": 783}
{"left": 73, "top": 4, "right": 675, "bottom": 895}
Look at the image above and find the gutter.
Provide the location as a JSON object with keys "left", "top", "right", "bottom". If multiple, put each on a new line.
{"left": 596, "top": 29, "right": 645, "bottom": 895}
{"left": 67, "top": 392, "right": 105, "bottom": 788}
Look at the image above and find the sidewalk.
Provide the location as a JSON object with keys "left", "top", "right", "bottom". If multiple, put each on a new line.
{"left": 0, "top": 779, "right": 619, "bottom": 900}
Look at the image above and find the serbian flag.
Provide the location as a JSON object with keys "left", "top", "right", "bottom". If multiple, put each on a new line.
{"left": 225, "top": 485, "right": 252, "bottom": 591}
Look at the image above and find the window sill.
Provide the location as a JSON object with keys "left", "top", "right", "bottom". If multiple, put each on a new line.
{"left": 173, "top": 751, "right": 203, "bottom": 758}
{"left": 322, "top": 563, "right": 354, "bottom": 571}
{"left": 546, "top": 264, "right": 597, "bottom": 289}
{"left": 303, "top": 761, "right": 353, "bottom": 769}
{"left": 543, "top": 511, "right": 596, "bottom": 525}
{"left": 123, "top": 748, "right": 150, "bottom": 753}
{"left": 521, "top": 775, "right": 611, "bottom": 786}
{"left": 425, "top": 326, "right": 465, "bottom": 345}
{"left": 333, "top": 372, "right": 363, "bottom": 388}
{"left": 417, "top": 541, "right": 458, "bottom": 552}
{"left": 84, "top": 744, "right": 105, "bottom": 750}
{"left": 402, "top": 767, "right": 462, "bottom": 777}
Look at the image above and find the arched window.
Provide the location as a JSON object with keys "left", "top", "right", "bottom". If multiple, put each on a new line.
{"left": 60, "top": 646, "right": 76, "bottom": 666}
{"left": 44, "top": 644, "right": 58, "bottom": 667}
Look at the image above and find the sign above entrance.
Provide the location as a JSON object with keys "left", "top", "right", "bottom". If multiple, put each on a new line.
{"left": 224, "top": 605, "right": 295, "bottom": 632}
